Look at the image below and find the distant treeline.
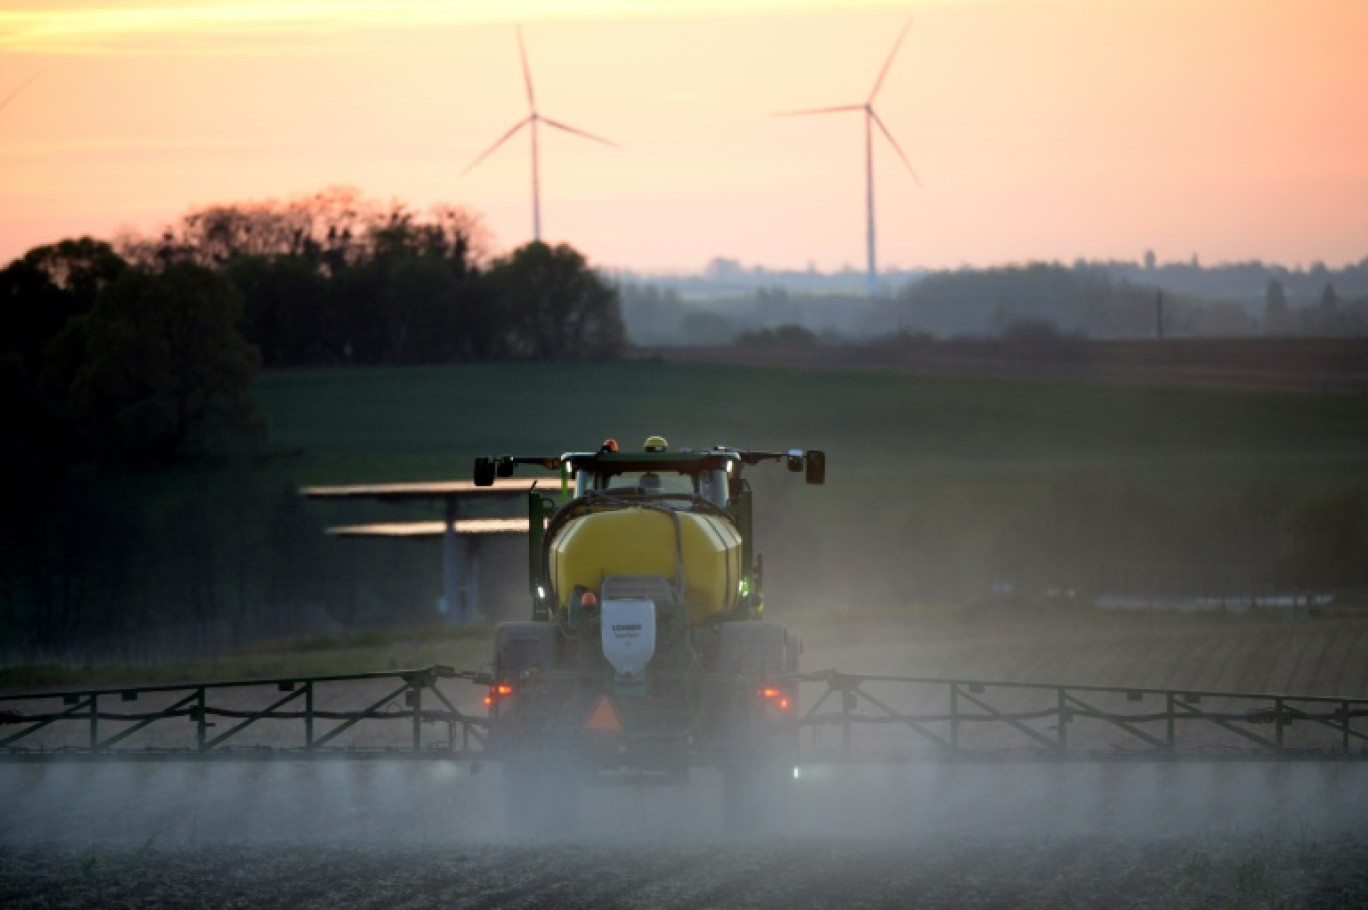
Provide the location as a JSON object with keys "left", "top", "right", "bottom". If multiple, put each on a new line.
{"left": 2, "top": 187, "right": 625, "bottom": 463}
{"left": 619, "top": 261, "right": 1368, "bottom": 345}
{"left": 879, "top": 262, "right": 1366, "bottom": 341}
{"left": 616, "top": 252, "right": 1368, "bottom": 305}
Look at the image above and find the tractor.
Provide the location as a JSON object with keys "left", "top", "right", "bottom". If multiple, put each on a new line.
{"left": 473, "top": 435, "right": 825, "bottom": 832}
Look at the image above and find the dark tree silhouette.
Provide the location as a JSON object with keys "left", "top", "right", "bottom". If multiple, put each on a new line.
{"left": 226, "top": 254, "right": 333, "bottom": 367}
{"left": 489, "top": 241, "right": 625, "bottom": 359}
{"left": 1, "top": 237, "right": 128, "bottom": 361}
{"left": 43, "top": 263, "right": 265, "bottom": 460}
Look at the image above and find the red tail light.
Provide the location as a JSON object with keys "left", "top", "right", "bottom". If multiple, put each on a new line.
{"left": 485, "top": 682, "right": 515, "bottom": 708}
{"left": 760, "top": 686, "right": 794, "bottom": 712}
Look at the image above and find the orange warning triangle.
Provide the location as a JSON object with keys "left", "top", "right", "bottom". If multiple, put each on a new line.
{"left": 584, "top": 696, "right": 623, "bottom": 732}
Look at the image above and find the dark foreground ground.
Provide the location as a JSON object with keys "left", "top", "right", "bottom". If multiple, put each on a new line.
{"left": 3, "top": 761, "right": 1366, "bottom": 909}
{"left": 3, "top": 834, "right": 1366, "bottom": 910}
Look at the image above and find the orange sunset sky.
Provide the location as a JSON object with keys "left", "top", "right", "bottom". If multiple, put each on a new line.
{"left": 1, "top": 0, "right": 1365, "bottom": 274}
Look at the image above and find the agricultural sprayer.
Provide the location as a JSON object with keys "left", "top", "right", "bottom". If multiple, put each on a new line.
{"left": 4, "top": 436, "right": 1367, "bottom": 832}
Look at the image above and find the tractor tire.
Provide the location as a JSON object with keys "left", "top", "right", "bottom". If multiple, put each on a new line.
{"left": 717, "top": 620, "right": 799, "bottom": 836}
{"left": 717, "top": 620, "right": 799, "bottom": 677}
{"left": 493, "top": 622, "right": 578, "bottom": 838}
{"left": 493, "top": 621, "right": 558, "bottom": 677}
{"left": 718, "top": 620, "right": 801, "bottom": 752}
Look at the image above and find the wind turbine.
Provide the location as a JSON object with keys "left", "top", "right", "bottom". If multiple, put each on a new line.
{"left": 462, "top": 27, "right": 618, "bottom": 243}
{"left": 775, "top": 21, "right": 920, "bottom": 296}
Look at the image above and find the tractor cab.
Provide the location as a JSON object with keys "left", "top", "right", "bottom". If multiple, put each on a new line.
{"left": 475, "top": 435, "right": 824, "bottom": 507}
{"left": 570, "top": 437, "right": 731, "bottom": 508}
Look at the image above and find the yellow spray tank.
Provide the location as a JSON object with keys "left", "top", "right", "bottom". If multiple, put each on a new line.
{"left": 547, "top": 504, "right": 744, "bottom": 626}
{"left": 475, "top": 435, "right": 825, "bottom": 627}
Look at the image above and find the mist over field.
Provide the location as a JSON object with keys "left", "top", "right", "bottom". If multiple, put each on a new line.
{"left": 5, "top": 759, "right": 1367, "bottom": 847}
{"left": 4, "top": 748, "right": 1367, "bottom": 908}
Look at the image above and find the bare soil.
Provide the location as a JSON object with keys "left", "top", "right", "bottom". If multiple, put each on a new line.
{"left": 797, "top": 610, "right": 1368, "bottom": 695}
{"left": 4, "top": 758, "right": 1368, "bottom": 909}
{"left": 3, "top": 834, "right": 1367, "bottom": 909}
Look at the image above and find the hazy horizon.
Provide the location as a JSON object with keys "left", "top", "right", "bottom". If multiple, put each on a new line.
{"left": 2, "top": 0, "right": 1366, "bottom": 273}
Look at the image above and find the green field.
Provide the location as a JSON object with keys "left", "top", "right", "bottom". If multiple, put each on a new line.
{"left": 254, "top": 359, "right": 1368, "bottom": 611}
{"left": 257, "top": 360, "right": 1368, "bottom": 479}
{"left": 5, "top": 356, "right": 1365, "bottom": 688}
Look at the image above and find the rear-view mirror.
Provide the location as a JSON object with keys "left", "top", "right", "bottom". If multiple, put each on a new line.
{"left": 805, "top": 450, "right": 826, "bottom": 485}
{"left": 473, "top": 457, "right": 495, "bottom": 487}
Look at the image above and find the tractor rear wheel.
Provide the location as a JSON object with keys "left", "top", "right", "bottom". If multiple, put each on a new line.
{"left": 717, "top": 620, "right": 799, "bottom": 836}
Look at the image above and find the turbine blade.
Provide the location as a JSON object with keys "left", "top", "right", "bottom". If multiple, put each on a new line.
{"left": 771, "top": 104, "right": 863, "bottom": 117}
{"left": 517, "top": 25, "right": 536, "bottom": 111}
{"left": 868, "top": 18, "right": 913, "bottom": 103}
{"left": 461, "top": 118, "right": 532, "bottom": 175}
{"left": 0, "top": 74, "right": 38, "bottom": 115}
{"left": 538, "top": 115, "right": 620, "bottom": 148}
{"left": 870, "top": 109, "right": 921, "bottom": 185}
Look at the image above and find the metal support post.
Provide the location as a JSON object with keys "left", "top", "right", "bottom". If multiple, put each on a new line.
{"left": 1344, "top": 700, "right": 1351, "bottom": 754}
{"left": 841, "top": 688, "right": 855, "bottom": 756}
{"left": 441, "top": 499, "right": 459, "bottom": 622}
{"left": 950, "top": 684, "right": 959, "bottom": 752}
{"left": 196, "top": 687, "right": 207, "bottom": 752}
{"left": 1057, "top": 688, "right": 1067, "bottom": 750}
{"left": 1166, "top": 693, "right": 1176, "bottom": 751}
{"left": 89, "top": 694, "right": 98, "bottom": 753}
{"left": 411, "top": 685, "right": 423, "bottom": 751}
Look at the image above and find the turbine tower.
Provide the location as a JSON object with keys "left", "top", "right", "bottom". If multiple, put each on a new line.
{"left": 462, "top": 27, "right": 618, "bottom": 243}
{"left": 776, "top": 21, "right": 919, "bottom": 296}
